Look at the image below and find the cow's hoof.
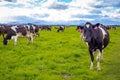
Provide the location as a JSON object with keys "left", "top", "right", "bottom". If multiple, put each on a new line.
{"left": 90, "top": 67, "right": 94, "bottom": 70}
{"left": 97, "top": 68, "right": 101, "bottom": 71}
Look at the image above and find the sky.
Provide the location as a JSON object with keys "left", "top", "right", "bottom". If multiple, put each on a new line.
{"left": 0, "top": 0, "right": 120, "bottom": 25}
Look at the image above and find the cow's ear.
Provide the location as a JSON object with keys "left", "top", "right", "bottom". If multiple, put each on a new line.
{"left": 94, "top": 26, "right": 99, "bottom": 30}
{"left": 93, "top": 23, "right": 100, "bottom": 30}
{"left": 92, "top": 25, "right": 99, "bottom": 30}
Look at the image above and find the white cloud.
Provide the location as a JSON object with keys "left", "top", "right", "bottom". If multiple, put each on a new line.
{"left": 102, "top": 10, "right": 120, "bottom": 19}
{"left": 0, "top": 0, "right": 120, "bottom": 24}
{"left": 41, "top": 0, "right": 57, "bottom": 8}
{"left": 38, "top": 0, "right": 97, "bottom": 21}
{"left": 69, "top": 0, "right": 97, "bottom": 8}
{"left": 0, "top": 0, "right": 94, "bottom": 22}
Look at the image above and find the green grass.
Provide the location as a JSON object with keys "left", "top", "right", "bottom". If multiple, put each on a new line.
{"left": 0, "top": 27, "right": 120, "bottom": 80}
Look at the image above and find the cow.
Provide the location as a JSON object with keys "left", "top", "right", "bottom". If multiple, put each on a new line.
{"left": 3, "top": 25, "right": 35, "bottom": 46}
{"left": 40, "top": 25, "right": 52, "bottom": 31}
{"left": 57, "top": 25, "right": 65, "bottom": 32}
{"left": 111, "top": 26, "right": 116, "bottom": 30}
{"left": 104, "top": 26, "right": 111, "bottom": 30}
{"left": 83, "top": 22, "right": 110, "bottom": 71}
{"left": 25, "top": 24, "right": 40, "bottom": 37}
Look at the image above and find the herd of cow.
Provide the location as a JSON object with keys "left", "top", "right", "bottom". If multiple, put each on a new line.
{"left": 0, "top": 24, "right": 39, "bottom": 46}
{"left": 0, "top": 22, "right": 111, "bottom": 71}
{"left": 0, "top": 24, "right": 65, "bottom": 46}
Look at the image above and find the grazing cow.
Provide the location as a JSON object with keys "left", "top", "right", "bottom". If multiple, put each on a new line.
{"left": 111, "top": 26, "right": 116, "bottom": 30}
{"left": 83, "top": 22, "right": 109, "bottom": 71}
{"left": 40, "top": 25, "right": 52, "bottom": 31}
{"left": 57, "top": 25, "right": 65, "bottom": 32}
{"left": 3, "top": 25, "right": 35, "bottom": 46}
{"left": 25, "top": 24, "right": 40, "bottom": 36}
{"left": 104, "top": 25, "right": 111, "bottom": 30}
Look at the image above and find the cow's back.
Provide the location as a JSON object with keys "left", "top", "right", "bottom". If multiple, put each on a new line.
{"left": 16, "top": 27, "right": 27, "bottom": 36}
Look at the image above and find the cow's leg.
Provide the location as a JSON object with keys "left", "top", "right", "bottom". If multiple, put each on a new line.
{"left": 27, "top": 37, "right": 31, "bottom": 44}
{"left": 96, "top": 49, "right": 102, "bottom": 71}
{"left": 2, "top": 34, "right": 4, "bottom": 39}
{"left": 101, "top": 50, "right": 104, "bottom": 61}
{"left": 36, "top": 32, "right": 40, "bottom": 37}
{"left": 27, "top": 35, "right": 34, "bottom": 45}
{"left": 62, "top": 29, "right": 64, "bottom": 32}
{"left": 80, "top": 33, "right": 83, "bottom": 43}
{"left": 89, "top": 49, "right": 94, "bottom": 70}
{"left": 12, "top": 36, "right": 18, "bottom": 46}
{"left": 57, "top": 29, "right": 59, "bottom": 32}
{"left": 31, "top": 35, "right": 34, "bottom": 45}
{"left": 86, "top": 42, "right": 89, "bottom": 47}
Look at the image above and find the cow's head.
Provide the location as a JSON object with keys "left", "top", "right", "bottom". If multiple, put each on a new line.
{"left": 83, "top": 22, "right": 93, "bottom": 43}
{"left": 3, "top": 38, "right": 8, "bottom": 45}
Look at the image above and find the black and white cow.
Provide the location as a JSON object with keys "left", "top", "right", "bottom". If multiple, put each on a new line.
{"left": 83, "top": 22, "right": 110, "bottom": 71}
{"left": 25, "top": 24, "right": 40, "bottom": 36}
{"left": 3, "top": 25, "right": 35, "bottom": 46}
{"left": 40, "top": 25, "right": 52, "bottom": 31}
{"left": 57, "top": 25, "right": 65, "bottom": 32}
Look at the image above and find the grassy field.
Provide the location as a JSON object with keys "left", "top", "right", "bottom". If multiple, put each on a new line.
{"left": 0, "top": 26, "right": 120, "bottom": 80}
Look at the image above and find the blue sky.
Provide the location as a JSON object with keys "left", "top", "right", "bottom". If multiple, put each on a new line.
{"left": 0, "top": 0, "right": 120, "bottom": 25}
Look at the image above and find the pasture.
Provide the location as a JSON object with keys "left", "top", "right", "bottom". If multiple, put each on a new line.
{"left": 0, "top": 26, "right": 120, "bottom": 80}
